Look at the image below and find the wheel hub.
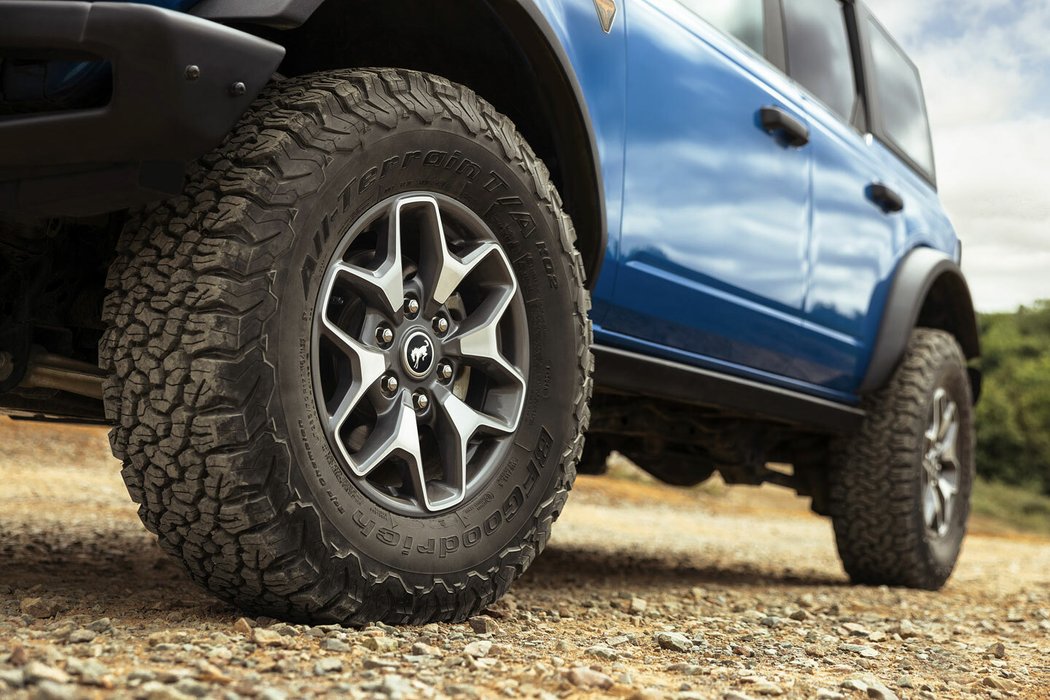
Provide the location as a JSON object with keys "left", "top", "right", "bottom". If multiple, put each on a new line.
{"left": 401, "top": 330, "right": 436, "bottom": 379}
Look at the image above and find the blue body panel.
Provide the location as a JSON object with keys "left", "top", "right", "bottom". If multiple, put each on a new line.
{"left": 59, "top": 0, "right": 959, "bottom": 406}
{"left": 522, "top": 0, "right": 957, "bottom": 404}
{"left": 607, "top": 0, "right": 821, "bottom": 390}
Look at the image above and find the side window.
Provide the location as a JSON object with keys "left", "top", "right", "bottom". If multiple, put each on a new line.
{"left": 676, "top": 0, "right": 765, "bottom": 56}
{"left": 782, "top": 0, "right": 856, "bottom": 121}
{"left": 867, "top": 19, "right": 935, "bottom": 179}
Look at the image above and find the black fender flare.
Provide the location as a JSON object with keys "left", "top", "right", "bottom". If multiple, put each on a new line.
{"left": 191, "top": 0, "right": 325, "bottom": 29}
{"left": 859, "top": 247, "right": 981, "bottom": 398}
{"left": 192, "top": 0, "right": 608, "bottom": 287}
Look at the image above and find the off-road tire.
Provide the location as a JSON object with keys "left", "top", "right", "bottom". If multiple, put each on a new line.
{"left": 829, "top": 328, "right": 974, "bottom": 590}
{"left": 99, "top": 68, "right": 592, "bottom": 624}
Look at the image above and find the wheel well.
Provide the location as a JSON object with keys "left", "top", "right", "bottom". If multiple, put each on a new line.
{"left": 916, "top": 270, "right": 982, "bottom": 400}
{"left": 916, "top": 271, "right": 981, "bottom": 363}
{"left": 262, "top": 0, "right": 605, "bottom": 287}
{"left": 860, "top": 248, "right": 981, "bottom": 399}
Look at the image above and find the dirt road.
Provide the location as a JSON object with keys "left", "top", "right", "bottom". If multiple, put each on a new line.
{"left": 1, "top": 420, "right": 1048, "bottom": 699}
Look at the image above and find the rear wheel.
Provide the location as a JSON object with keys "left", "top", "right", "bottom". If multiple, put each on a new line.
{"left": 829, "top": 329, "right": 975, "bottom": 589}
{"left": 100, "top": 68, "right": 592, "bottom": 624}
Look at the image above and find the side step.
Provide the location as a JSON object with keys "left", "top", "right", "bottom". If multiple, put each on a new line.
{"left": 592, "top": 344, "right": 865, "bottom": 434}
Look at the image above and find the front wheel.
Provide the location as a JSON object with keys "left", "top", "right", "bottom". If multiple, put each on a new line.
{"left": 100, "top": 69, "right": 592, "bottom": 624}
{"left": 829, "top": 328, "right": 975, "bottom": 590}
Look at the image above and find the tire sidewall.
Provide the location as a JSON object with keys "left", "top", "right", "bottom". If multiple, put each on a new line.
{"left": 268, "top": 126, "right": 579, "bottom": 578}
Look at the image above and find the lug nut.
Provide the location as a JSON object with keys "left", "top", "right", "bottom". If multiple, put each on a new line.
{"left": 413, "top": 391, "right": 430, "bottom": 411}
{"left": 437, "top": 361, "right": 454, "bottom": 382}
{"left": 405, "top": 297, "right": 420, "bottom": 317}
{"left": 433, "top": 316, "right": 449, "bottom": 335}
{"left": 375, "top": 325, "right": 394, "bottom": 347}
{"left": 382, "top": 375, "right": 399, "bottom": 395}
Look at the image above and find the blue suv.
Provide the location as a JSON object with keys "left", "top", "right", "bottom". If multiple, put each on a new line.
{"left": 0, "top": 0, "right": 979, "bottom": 624}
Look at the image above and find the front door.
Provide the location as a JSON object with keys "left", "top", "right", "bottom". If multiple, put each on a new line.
{"left": 605, "top": 0, "right": 815, "bottom": 383}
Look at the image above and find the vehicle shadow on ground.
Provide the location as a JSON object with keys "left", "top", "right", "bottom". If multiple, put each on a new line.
{"left": 0, "top": 524, "right": 224, "bottom": 617}
{"left": 0, "top": 524, "right": 844, "bottom": 621}
{"left": 522, "top": 544, "right": 846, "bottom": 592}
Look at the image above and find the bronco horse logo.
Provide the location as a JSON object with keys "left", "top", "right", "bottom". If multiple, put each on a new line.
{"left": 410, "top": 343, "right": 429, "bottom": 370}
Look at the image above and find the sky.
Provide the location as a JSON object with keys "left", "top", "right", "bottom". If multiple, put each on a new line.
{"left": 867, "top": 0, "right": 1050, "bottom": 312}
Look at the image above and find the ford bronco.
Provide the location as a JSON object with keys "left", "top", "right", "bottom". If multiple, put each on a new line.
{"left": 0, "top": 0, "right": 980, "bottom": 624}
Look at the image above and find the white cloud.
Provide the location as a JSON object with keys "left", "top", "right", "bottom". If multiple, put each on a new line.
{"left": 867, "top": 0, "right": 1050, "bottom": 311}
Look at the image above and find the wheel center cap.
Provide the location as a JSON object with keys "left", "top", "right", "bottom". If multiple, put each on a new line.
{"left": 402, "top": 330, "right": 435, "bottom": 379}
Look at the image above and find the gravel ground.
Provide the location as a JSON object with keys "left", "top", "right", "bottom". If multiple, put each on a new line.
{"left": 1, "top": 420, "right": 1048, "bottom": 700}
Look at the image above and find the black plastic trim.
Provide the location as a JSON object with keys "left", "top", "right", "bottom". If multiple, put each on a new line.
{"left": 859, "top": 247, "right": 980, "bottom": 394}
{"left": 191, "top": 0, "right": 325, "bottom": 29}
{"left": 0, "top": 1, "right": 285, "bottom": 215}
{"left": 593, "top": 344, "right": 865, "bottom": 434}
{"left": 763, "top": 0, "right": 788, "bottom": 73}
{"left": 842, "top": 0, "right": 870, "bottom": 134}
{"left": 0, "top": 161, "right": 185, "bottom": 217}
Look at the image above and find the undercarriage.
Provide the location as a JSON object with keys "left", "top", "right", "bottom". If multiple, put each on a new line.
{"left": 0, "top": 214, "right": 111, "bottom": 422}
{"left": 579, "top": 392, "right": 833, "bottom": 514}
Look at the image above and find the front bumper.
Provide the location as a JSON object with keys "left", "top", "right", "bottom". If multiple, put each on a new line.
{"left": 0, "top": 1, "right": 285, "bottom": 216}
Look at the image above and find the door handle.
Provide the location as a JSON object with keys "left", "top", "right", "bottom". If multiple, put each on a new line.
{"left": 759, "top": 106, "right": 810, "bottom": 147}
{"left": 868, "top": 182, "right": 904, "bottom": 213}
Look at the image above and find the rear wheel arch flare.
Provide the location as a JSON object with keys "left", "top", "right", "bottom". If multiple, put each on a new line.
{"left": 860, "top": 247, "right": 980, "bottom": 398}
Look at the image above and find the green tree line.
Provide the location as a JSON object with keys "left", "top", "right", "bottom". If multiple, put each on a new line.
{"left": 975, "top": 300, "right": 1050, "bottom": 495}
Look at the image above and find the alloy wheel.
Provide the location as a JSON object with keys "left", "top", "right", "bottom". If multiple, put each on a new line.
{"left": 311, "top": 193, "right": 528, "bottom": 516}
{"left": 921, "top": 387, "right": 960, "bottom": 537}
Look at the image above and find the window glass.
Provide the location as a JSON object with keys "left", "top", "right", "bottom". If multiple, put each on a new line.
{"left": 867, "top": 19, "right": 935, "bottom": 178}
{"left": 677, "top": 0, "right": 765, "bottom": 56}
{"left": 783, "top": 0, "right": 856, "bottom": 121}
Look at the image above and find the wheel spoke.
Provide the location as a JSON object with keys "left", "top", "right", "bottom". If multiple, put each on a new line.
{"left": 431, "top": 385, "right": 515, "bottom": 510}
{"left": 320, "top": 318, "right": 387, "bottom": 432}
{"left": 937, "top": 469, "right": 958, "bottom": 501}
{"left": 931, "top": 482, "right": 945, "bottom": 531}
{"left": 938, "top": 420, "right": 960, "bottom": 469}
{"left": 407, "top": 467, "right": 460, "bottom": 514}
{"left": 413, "top": 195, "right": 506, "bottom": 309}
{"left": 925, "top": 394, "right": 942, "bottom": 444}
{"left": 326, "top": 198, "right": 409, "bottom": 318}
{"left": 341, "top": 394, "right": 423, "bottom": 479}
{"left": 922, "top": 479, "right": 937, "bottom": 531}
{"left": 446, "top": 262, "right": 524, "bottom": 392}
{"left": 936, "top": 396, "right": 960, "bottom": 469}
{"left": 433, "top": 240, "right": 505, "bottom": 306}
{"left": 938, "top": 399, "right": 957, "bottom": 443}
{"left": 938, "top": 474, "right": 955, "bottom": 528}
{"left": 924, "top": 457, "right": 939, "bottom": 481}
{"left": 330, "top": 261, "right": 402, "bottom": 320}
